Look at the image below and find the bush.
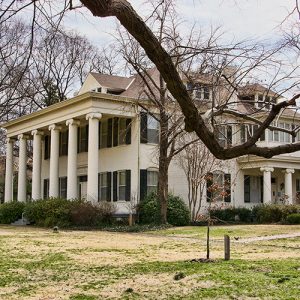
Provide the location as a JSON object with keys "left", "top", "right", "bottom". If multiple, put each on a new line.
{"left": 138, "top": 192, "right": 190, "bottom": 226}
{"left": 0, "top": 201, "right": 26, "bottom": 224}
{"left": 253, "top": 204, "right": 300, "bottom": 224}
{"left": 24, "top": 198, "right": 72, "bottom": 227}
{"left": 286, "top": 213, "right": 300, "bottom": 224}
{"left": 24, "top": 198, "right": 116, "bottom": 228}
{"left": 210, "top": 207, "right": 252, "bottom": 223}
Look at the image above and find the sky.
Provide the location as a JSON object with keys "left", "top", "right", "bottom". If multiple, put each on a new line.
{"left": 61, "top": 0, "right": 297, "bottom": 46}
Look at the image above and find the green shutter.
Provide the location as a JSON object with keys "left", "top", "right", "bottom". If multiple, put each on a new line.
{"left": 244, "top": 175, "right": 250, "bottom": 203}
{"left": 107, "top": 172, "right": 112, "bottom": 202}
{"left": 113, "top": 117, "right": 119, "bottom": 147}
{"left": 113, "top": 171, "right": 118, "bottom": 201}
{"left": 224, "top": 173, "right": 231, "bottom": 202}
{"left": 125, "top": 170, "right": 131, "bottom": 201}
{"left": 140, "top": 112, "right": 148, "bottom": 143}
{"left": 107, "top": 118, "right": 112, "bottom": 148}
{"left": 140, "top": 169, "right": 147, "bottom": 201}
{"left": 126, "top": 119, "right": 131, "bottom": 145}
{"left": 206, "top": 172, "right": 213, "bottom": 202}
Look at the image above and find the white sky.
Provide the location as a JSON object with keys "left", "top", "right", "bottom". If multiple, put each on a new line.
{"left": 61, "top": 0, "right": 296, "bottom": 46}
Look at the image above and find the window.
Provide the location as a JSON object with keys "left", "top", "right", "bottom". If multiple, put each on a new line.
{"left": 241, "top": 124, "right": 265, "bottom": 143}
{"left": 100, "top": 118, "right": 131, "bottom": 149}
{"left": 187, "top": 83, "right": 211, "bottom": 101}
{"left": 44, "top": 135, "right": 50, "bottom": 159}
{"left": 147, "top": 171, "right": 158, "bottom": 194}
{"left": 140, "top": 112, "right": 160, "bottom": 144}
{"left": 268, "top": 122, "right": 291, "bottom": 143}
{"left": 118, "top": 118, "right": 127, "bottom": 145}
{"left": 206, "top": 172, "right": 231, "bottom": 202}
{"left": 99, "top": 172, "right": 111, "bottom": 201}
{"left": 78, "top": 125, "right": 88, "bottom": 152}
{"left": 113, "top": 170, "right": 131, "bottom": 201}
{"left": 43, "top": 179, "right": 49, "bottom": 199}
{"left": 59, "top": 130, "right": 68, "bottom": 156}
{"left": 244, "top": 175, "right": 263, "bottom": 203}
{"left": 59, "top": 177, "right": 67, "bottom": 199}
{"left": 215, "top": 125, "right": 232, "bottom": 147}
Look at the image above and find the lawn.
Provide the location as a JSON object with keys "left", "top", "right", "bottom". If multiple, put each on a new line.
{"left": 0, "top": 225, "right": 299, "bottom": 299}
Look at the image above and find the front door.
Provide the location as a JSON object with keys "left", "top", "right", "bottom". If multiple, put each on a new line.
{"left": 271, "top": 183, "right": 277, "bottom": 203}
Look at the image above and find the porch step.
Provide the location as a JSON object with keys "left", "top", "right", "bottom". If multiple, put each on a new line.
{"left": 11, "top": 217, "right": 30, "bottom": 226}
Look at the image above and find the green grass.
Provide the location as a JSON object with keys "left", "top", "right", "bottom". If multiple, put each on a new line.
{"left": 0, "top": 225, "right": 299, "bottom": 299}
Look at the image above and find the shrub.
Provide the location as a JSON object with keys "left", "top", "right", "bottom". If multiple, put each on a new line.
{"left": 24, "top": 198, "right": 72, "bottom": 227}
{"left": 286, "top": 213, "right": 300, "bottom": 224}
{"left": 210, "top": 207, "right": 252, "bottom": 223}
{"left": 253, "top": 204, "right": 300, "bottom": 224}
{"left": 138, "top": 192, "right": 190, "bottom": 226}
{"left": 0, "top": 201, "right": 25, "bottom": 224}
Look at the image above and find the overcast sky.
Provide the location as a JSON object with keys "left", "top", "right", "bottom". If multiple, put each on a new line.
{"left": 61, "top": 0, "right": 296, "bottom": 46}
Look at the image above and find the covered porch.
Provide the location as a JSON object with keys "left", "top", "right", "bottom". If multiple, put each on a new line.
{"left": 237, "top": 156, "right": 300, "bottom": 205}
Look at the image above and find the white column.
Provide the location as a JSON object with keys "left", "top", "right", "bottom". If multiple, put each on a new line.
{"left": 284, "top": 168, "right": 294, "bottom": 204}
{"left": 31, "top": 130, "right": 43, "bottom": 200}
{"left": 17, "top": 134, "right": 28, "bottom": 202}
{"left": 86, "top": 113, "right": 102, "bottom": 203}
{"left": 66, "top": 119, "right": 80, "bottom": 199}
{"left": 48, "top": 124, "right": 61, "bottom": 198}
{"left": 4, "top": 138, "right": 14, "bottom": 202}
{"left": 260, "top": 167, "right": 274, "bottom": 204}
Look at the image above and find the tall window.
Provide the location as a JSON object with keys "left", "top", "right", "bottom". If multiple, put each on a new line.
{"left": 43, "top": 179, "right": 49, "bottom": 199}
{"left": 118, "top": 171, "right": 126, "bottom": 201}
{"left": 59, "top": 130, "right": 68, "bottom": 156}
{"left": 99, "top": 172, "right": 111, "bottom": 201}
{"left": 78, "top": 125, "right": 88, "bottom": 152}
{"left": 59, "top": 177, "right": 67, "bottom": 199}
{"left": 147, "top": 171, "right": 158, "bottom": 194}
{"left": 268, "top": 122, "right": 291, "bottom": 143}
{"left": 147, "top": 115, "right": 159, "bottom": 144}
{"left": 100, "top": 120, "right": 108, "bottom": 148}
{"left": 44, "top": 136, "right": 50, "bottom": 159}
{"left": 206, "top": 172, "right": 231, "bottom": 202}
{"left": 241, "top": 124, "right": 265, "bottom": 143}
{"left": 215, "top": 125, "right": 232, "bottom": 147}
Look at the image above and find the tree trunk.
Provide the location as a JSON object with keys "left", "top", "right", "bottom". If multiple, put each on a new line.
{"left": 158, "top": 109, "right": 169, "bottom": 224}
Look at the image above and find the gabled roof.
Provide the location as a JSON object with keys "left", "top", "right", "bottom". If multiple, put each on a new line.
{"left": 90, "top": 72, "right": 134, "bottom": 91}
{"left": 238, "top": 83, "right": 278, "bottom": 97}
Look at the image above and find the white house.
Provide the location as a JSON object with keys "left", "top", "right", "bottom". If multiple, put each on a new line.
{"left": 2, "top": 71, "right": 300, "bottom": 215}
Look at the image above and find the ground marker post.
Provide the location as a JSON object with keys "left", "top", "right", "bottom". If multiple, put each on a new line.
{"left": 224, "top": 235, "right": 230, "bottom": 261}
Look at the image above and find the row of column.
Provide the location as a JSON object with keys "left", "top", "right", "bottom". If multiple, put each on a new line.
{"left": 260, "top": 167, "right": 295, "bottom": 204}
{"left": 4, "top": 113, "right": 102, "bottom": 203}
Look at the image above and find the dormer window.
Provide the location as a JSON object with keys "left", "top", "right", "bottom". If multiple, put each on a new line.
{"left": 187, "top": 82, "right": 211, "bottom": 101}
{"left": 256, "top": 94, "right": 276, "bottom": 110}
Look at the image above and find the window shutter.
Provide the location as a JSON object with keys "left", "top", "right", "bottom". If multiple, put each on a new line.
{"left": 107, "top": 118, "right": 112, "bottom": 148}
{"left": 44, "top": 135, "right": 50, "bottom": 159}
{"left": 107, "top": 172, "right": 112, "bottom": 202}
{"left": 244, "top": 175, "right": 251, "bottom": 203}
{"left": 125, "top": 169, "right": 131, "bottom": 201}
{"left": 125, "top": 119, "right": 131, "bottom": 145}
{"left": 140, "top": 169, "right": 148, "bottom": 201}
{"left": 85, "top": 125, "right": 89, "bottom": 152}
{"left": 260, "top": 176, "right": 263, "bottom": 203}
{"left": 98, "top": 122, "right": 101, "bottom": 149}
{"left": 241, "top": 125, "right": 246, "bottom": 143}
{"left": 43, "top": 179, "right": 49, "bottom": 199}
{"left": 77, "top": 127, "right": 80, "bottom": 153}
{"left": 227, "top": 126, "right": 232, "bottom": 146}
{"left": 113, "top": 117, "right": 119, "bottom": 147}
{"left": 140, "top": 112, "right": 148, "bottom": 143}
{"left": 224, "top": 173, "right": 231, "bottom": 202}
{"left": 98, "top": 173, "right": 100, "bottom": 202}
{"left": 113, "top": 171, "right": 118, "bottom": 201}
{"left": 206, "top": 172, "right": 213, "bottom": 202}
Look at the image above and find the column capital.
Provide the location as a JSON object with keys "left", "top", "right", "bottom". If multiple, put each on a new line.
{"left": 17, "top": 134, "right": 29, "bottom": 141}
{"left": 260, "top": 167, "right": 274, "bottom": 173}
{"left": 48, "top": 124, "right": 62, "bottom": 131}
{"left": 31, "top": 130, "right": 44, "bottom": 136}
{"left": 66, "top": 119, "right": 80, "bottom": 126}
{"left": 86, "top": 112, "right": 102, "bottom": 121}
{"left": 284, "top": 168, "right": 295, "bottom": 174}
